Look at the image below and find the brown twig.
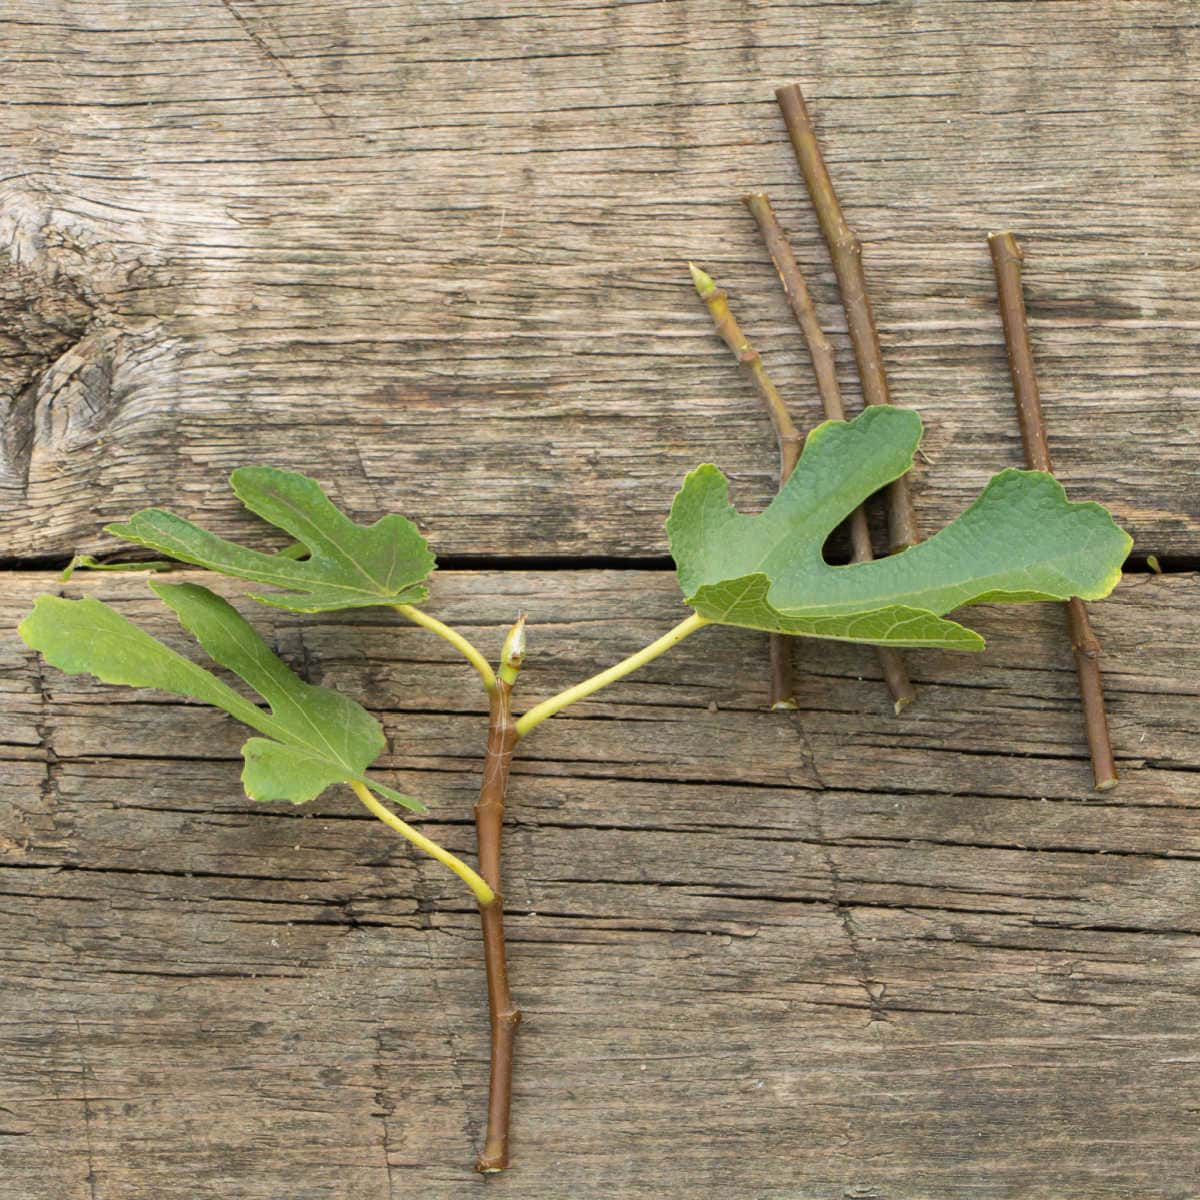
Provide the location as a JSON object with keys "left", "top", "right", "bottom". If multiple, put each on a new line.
{"left": 689, "top": 262, "right": 804, "bottom": 479}
{"left": 744, "top": 192, "right": 916, "bottom": 714}
{"left": 988, "top": 231, "right": 1118, "bottom": 791}
{"left": 775, "top": 83, "right": 921, "bottom": 554}
{"left": 473, "top": 618, "right": 524, "bottom": 1171}
{"left": 742, "top": 191, "right": 842, "bottom": 419}
{"left": 689, "top": 261, "right": 800, "bottom": 709}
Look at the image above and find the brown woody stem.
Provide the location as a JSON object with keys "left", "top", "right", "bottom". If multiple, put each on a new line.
{"left": 988, "top": 230, "right": 1118, "bottom": 791}
{"left": 775, "top": 83, "right": 921, "bottom": 554}
{"left": 473, "top": 627, "right": 523, "bottom": 1171}
{"left": 745, "top": 191, "right": 916, "bottom": 714}
{"left": 742, "top": 191, "right": 842, "bottom": 420}
{"left": 689, "top": 261, "right": 800, "bottom": 709}
{"left": 689, "top": 262, "right": 803, "bottom": 479}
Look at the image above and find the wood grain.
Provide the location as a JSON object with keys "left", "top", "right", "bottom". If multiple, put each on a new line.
{"left": 4, "top": 3, "right": 1197, "bottom": 1195}
{"left": 2, "top": 568, "right": 1198, "bottom": 1198}
{"left": 1, "top": 1, "right": 1198, "bottom": 559}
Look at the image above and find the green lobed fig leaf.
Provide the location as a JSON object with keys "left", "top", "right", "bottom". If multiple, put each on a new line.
{"left": 18, "top": 582, "right": 424, "bottom": 811}
{"left": 106, "top": 468, "right": 435, "bottom": 613}
{"left": 668, "top": 406, "right": 1132, "bottom": 650}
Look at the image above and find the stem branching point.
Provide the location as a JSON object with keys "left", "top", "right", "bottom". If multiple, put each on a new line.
{"left": 395, "top": 603, "right": 497, "bottom": 693}
{"left": 515, "top": 611, "right": 709, "bottom": 738}
{"left": 350, "top": 779, "right": 495, "bottom": 905}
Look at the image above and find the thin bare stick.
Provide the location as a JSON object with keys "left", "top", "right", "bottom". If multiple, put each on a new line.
{"left": 743, "top": 191, "right": 843, "bottom": 420}
{"left": 689, "top": 261, "right": 800, "bottom": 708}
{"left": 473, "top": 617, "right": 525, "bottom": 1171}
{"left": 775, "top": 83, "right": 920, "bottom": 554}
{"left": 988, "top": 231, "right": 1118, "bottom": 791}
{"left": 689, "top": 262, "right": 803, "bottom": 478}
{"left": 745, "top": 192, "right": 916, "bottom": 713}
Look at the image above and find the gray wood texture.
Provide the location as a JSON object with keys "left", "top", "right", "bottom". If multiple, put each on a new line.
{"left": 3, "top": 569, "right": 1200, "bottom": 1198}
{"left": 3, "top": 2, "right": 1200, "bottom": 1197}
{"left": 1, "top": 1, "right": 1198, "bottom": 559}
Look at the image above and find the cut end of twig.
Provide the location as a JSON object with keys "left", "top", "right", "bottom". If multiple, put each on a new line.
{"left": 987, "top": 230, "right": 1023, "bottom": 263}
{"left": 771, "top": 697, "right": 799, "bottom": 711}
{"left": 877, "top": 647, "right": 916, "bottom": 714}
{"left": 688, "top": 261, "right": 717, "bottom": 299}
{"left": 1094, "top": 774, "right": 1119, "bottom": 792}
{"left": 775, "top": 81, "right": 805, "bottom": 107}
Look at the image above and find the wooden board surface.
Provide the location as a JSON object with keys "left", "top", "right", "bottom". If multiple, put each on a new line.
{"left": 2, "top": 1, "right": 1199, "bottom": 560}
{"left": 3, "top": 568, "right": 1199, "bottom": 1198}
{"left": 4, "top": 2, "right": 1199, "bottom": 1197}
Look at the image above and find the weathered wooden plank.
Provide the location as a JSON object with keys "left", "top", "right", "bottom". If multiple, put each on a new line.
{"left": 2, "top": 1, "right": 1198, "bottom": 559}
{"left": 2, "top": 568, "right": 1198, "bottom": 1197}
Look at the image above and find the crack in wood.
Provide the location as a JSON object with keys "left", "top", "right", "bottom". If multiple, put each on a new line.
{"left": 216, "top": 0, "right": 343, "bottom": 131}
{"left": 2, "top": 561, "right": 1197, "bottom": 1192}
{"left": 71, "top": 1015, "right": 99, "bottom": 1200}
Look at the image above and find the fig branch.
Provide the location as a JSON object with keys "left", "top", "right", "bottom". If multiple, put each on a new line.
{"left": 688, "top": 261, "right": 800, "bottom": 708}
{"left": 472, "top": 617, "right": 524, "bottom": 1172}
{"left": 392, "top": 604, "right": 713, "bottom": 1170}
{"left": 743, "top": 191, "right": 915, "bottom": 713}
{"left": 988, "top": 230, "right": 1119, "bottom": 790}
{"left": 775, "top": 82, "right": 921, "bottom": 554}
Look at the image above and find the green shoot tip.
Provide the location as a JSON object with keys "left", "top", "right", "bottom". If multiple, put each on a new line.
{"left": 688, "top": 261, "right": 717, "bottom": 298}
{"left": 500, "top": 613, "right": 526, "bottom": 685}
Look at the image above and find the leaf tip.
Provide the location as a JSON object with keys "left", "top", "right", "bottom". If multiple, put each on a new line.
{"left": 228, "top": 463, "right": 280, "bottom": 489}
{"left": 363, "top": 778, "right": 429, "bottom": 814}
{"left": 16, "top": 609, "right": 37, "bottom": 651}
{"left": 16, "top": 593, "right": 61, "bottom": 654}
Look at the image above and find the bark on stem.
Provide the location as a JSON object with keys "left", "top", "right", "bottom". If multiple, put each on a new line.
{"left": 474, "top": 669, "right": 522, "bottom": 1171}
{"left": 689, "top": 262, "right": 803, "bottom": 477}
{"left": 742, "top": 192, "right": 841, "bottom": 419}
{"left": 775, "top": 83, "right": 921, "bottom": 554}
{"left": 689, "top": 261, "right": 801, "bottom": 709}
{"left": 988, "top": 230, "right": 1118, "bottom": 791}
{"left": 744, "top": 192, "right": 916, "bottom": 714}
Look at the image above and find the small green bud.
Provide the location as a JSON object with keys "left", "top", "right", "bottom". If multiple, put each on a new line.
{"left": 499, "top": 615, "right": 526, "bottom": 685}
{"left": 688, "top": 261, "right": 718, "bottom": 299}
